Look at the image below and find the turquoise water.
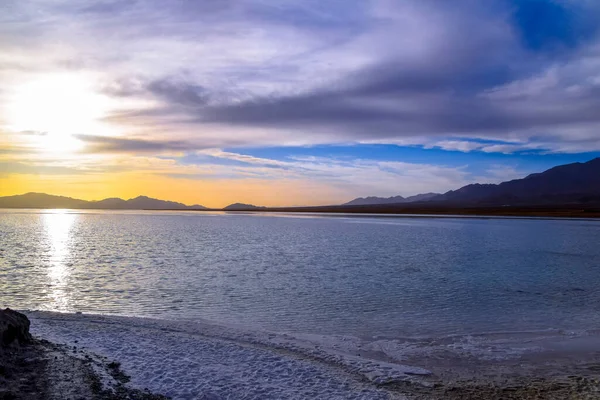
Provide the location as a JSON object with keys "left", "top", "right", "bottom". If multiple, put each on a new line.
{"left": 1, "top": 209, "right": 600, "bottom": 338}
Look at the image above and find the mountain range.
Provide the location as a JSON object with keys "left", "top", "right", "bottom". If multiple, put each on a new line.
{"left": 1, "top": 158, "right": 599, "bottom": 210}
{"left": 343, "top": 193, "right": 440, "bottom": 206}
{"left": 0, "top": 193, "right": 207, "bottom": 210}
{"left": 433, "top": 158, "right": 600, "bottom": 205}
{"left": 223, "top": 203, "right": 266, "bottom": 211}
{"left": 343, "top": 158, "right": 600, "bottom": 207}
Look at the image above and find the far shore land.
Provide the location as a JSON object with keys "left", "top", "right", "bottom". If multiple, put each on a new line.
{"left": 167, "top": 204, "right": 600, "bottom": 218}
{"left": 4, "top": 203, "right": 600, "bottom": 218}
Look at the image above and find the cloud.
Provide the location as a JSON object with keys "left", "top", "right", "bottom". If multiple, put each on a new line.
{"left": 0, "top": 161, "right": 90, "bottom": 176}
{"left": 63, "top": 0, "right": 596, "bottom": 154}
{"left": 179, "top": 149, "right": 528, "bottom": 197}
{"left": 2, "top": 0, "right": 600, "bottom": 166}
{"left": 74, "top": 134, "right": 194, "bottom": 154}
{"left": 197, "top": 149, "right": 291, "bottom": 168}
{"left": 146, "top": 79, "right": 210, "bottom": 107}
{"left": 480, "top": 164, "right": 526, "bottom": 182}
{"left": 427, "top": 141, "right": 488, "bottom": 153}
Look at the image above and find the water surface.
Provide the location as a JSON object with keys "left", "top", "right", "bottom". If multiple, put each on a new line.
{"left": 1, "top": 209, "right": 599, "bottom": 338}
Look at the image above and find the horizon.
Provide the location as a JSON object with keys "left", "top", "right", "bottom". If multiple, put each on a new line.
{"left": 2, "top": 1, "right": 600, "bottom": 208}
{"left": 2, "top": 154, "right": 599, "bottom": 208}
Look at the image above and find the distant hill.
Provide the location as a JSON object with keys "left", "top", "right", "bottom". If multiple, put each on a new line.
{"left": 223, "top": 203, "right": 266, "bottom": 211}
{"left": 405, "top": 193, "right": 442, "bottom": 203}
{"left": 432, "top": 157, "right": 600, "bottom": 205}
{"left": 0, "top": 193, "right": 207, "bottom": 210}
{"left": 342, "top": 158, "right": 600, "bottom": 207}
{"left": 343, "top": 193, "right": 440, "bottom": 206}
{"left": 0, "top": 193, "right": 88, "bottom": 209}
{"left": 90, "top": 195, "right": 206, "bottom": 210}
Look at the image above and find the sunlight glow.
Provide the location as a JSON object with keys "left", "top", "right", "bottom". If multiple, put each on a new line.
{"left": 43, "top": 210, "right": 78, "bottom": 311}
{"left": 6, "top": 74, "right": 110, "bottom": 153}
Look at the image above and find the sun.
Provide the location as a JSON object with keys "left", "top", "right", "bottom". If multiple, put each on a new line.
{"left": 6, "top": 73, "right": 110, "bottom": 153}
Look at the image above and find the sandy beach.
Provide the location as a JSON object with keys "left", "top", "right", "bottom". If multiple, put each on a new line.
{"left": 0, "top": 338, "right": 169, "bottom": 399}
{"left": 2, "top": 311, "right": 595, "bottom": 399}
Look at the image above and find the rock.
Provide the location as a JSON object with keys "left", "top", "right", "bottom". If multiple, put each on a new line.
{"left": 0, "top": 309, "right": 32, "bottom": 347}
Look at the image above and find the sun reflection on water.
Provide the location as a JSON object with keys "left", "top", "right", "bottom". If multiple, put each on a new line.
{"left": 42, "top": 210, "right": 77, "bottom": 311}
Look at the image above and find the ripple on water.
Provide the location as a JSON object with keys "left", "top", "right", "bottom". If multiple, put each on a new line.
{"left": 2, "top": 210, "right": 600, "bottom": 338}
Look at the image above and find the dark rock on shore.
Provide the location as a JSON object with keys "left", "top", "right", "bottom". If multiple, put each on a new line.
{"left": 0, "top": 309, "right": 32, "bottom": 346}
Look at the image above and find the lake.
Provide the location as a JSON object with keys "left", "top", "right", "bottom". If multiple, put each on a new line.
{"left": 2, "top": 209, "right": 600, "bottom": 339}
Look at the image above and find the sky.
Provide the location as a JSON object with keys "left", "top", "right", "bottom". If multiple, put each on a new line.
{"left": 1, "top": 0, "right": 600, "bottom": 207}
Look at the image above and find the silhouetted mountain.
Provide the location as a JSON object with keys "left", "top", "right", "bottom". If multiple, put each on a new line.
{"left": 0, "top": 193, "right": 207, "bottom": 210}
{"left": 405, "top": 193, "right": 441, "bottom": 202}
{"left": 343, "top": 192, "right": 440, "bottom": 206}
{"left": 223, "top": 203, "right": 266, "bottom": 211}
{"left": 91, "top": 198, "right": 128, "bottom": 208}
{"left": 344, "top": 195, "right": 404, "bottom": 206}
{"left": 0, "top": 193, "right": 88, "bottom": 209}
{"left": 97, "top": 195, "right": 205, "bottom": 210}
{"left": 432, "top": 158, "right": 600, "bottom": 205}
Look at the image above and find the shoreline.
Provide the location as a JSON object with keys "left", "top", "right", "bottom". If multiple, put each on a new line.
{"left": 4, "top": 208, "right": 600, "bottom": 223}
{"left": 2, "top": 205, "right": 600, "bottom": 219}
{"left": 22, "top": 311, "right": 600, "bottom": 399}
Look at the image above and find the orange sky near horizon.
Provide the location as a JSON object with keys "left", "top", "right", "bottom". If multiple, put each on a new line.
{"left": 0, "top": 173, "right": 349, "bottom": 208}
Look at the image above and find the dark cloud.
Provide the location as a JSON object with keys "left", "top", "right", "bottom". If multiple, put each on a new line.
{"left": 147, "top": 79, "right": 210, "bottom": 107}
{"left": 197, "top": 89, "right": 496, "bottom": 136}
{"left": 74, "top": 134, "right": 253, "bottom": 154}
{"left": 134, "top": 0, "right": 596, "bottom": 150}
{"left": 75, "top": 134, "right": 194, "bottom": 153}
{"left": 195, "top": 70, "right": 600, "bottom": 140}
{"left": 102, "top": 77, "right": 210, "bottom": 107}
{"left": 100, "top": 0, "right": 569, "bottom": 141}
{"left": 188, "top": 39, "right": 600, "bottom": 136}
